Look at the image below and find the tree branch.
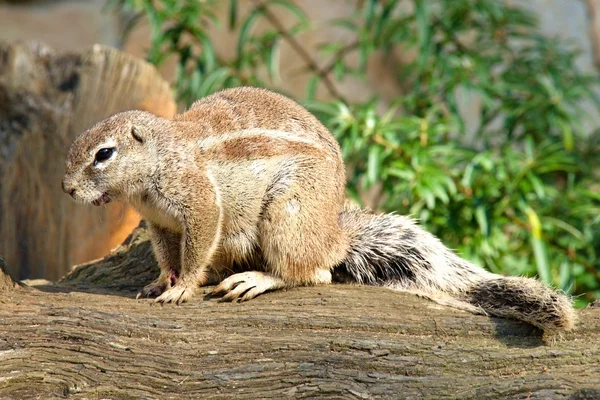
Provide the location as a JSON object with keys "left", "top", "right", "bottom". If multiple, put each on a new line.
{"left": 321, "top": 40, "right": 360, "bottom": 75}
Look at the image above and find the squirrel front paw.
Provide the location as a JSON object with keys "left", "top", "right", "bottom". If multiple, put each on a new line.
{"left": 155, "top": 283, "right": 196, "bottom": 305}
{"left": 136, "top": 278, "right": 169, "bottom": 299}
{"left": 136, "top": 269, "right": 178, "bottom": 299}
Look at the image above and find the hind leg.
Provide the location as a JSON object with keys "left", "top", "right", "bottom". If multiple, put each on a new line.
{"left": 212, "top": 158, "right": 347, "bottom": 301}
{"left": 259, "top": 162, "right": 347, "bottom": 288}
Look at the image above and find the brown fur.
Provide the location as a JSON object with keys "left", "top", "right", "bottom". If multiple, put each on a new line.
{"left": 213, "top": 135, "right": 328, "bottom": 161}
{"left": 62, "top": 87, "right": 575, "bottom": 332}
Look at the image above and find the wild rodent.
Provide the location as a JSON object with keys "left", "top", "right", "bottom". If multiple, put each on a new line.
{"left": 62, "top": 87, "right": 575, "bottom": 332}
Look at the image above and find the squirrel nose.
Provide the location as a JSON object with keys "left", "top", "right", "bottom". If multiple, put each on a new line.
{"left": 62, "top": 179, "right": 76, "bottom": 197}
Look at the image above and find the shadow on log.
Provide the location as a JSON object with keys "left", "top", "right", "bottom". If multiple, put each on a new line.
{"left": 0, "top": 41, "right": 175, "bottom": 281}
{"left": 0, "top": 224, "right": 598, "bottom": 399}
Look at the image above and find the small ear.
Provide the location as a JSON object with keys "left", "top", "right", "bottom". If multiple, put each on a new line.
{"left": 131, "top": 125, "right": 146, "bottom": 143}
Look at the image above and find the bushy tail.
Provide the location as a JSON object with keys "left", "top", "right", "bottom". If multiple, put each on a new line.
{"left": 335, "top": 203, "right": 576, "bottom": 332}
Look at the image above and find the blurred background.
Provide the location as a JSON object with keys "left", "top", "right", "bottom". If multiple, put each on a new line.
{"left": 1, "top": 0, "right": 599, "bottom": 306}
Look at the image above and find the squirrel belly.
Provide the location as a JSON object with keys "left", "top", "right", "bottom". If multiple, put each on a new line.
{"left": 62, "top": 86, "right": 575, "bottom": 333}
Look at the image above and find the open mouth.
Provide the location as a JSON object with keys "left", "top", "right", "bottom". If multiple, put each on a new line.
{"left": 92, "top": 192, "right": 111, "bottom": 206}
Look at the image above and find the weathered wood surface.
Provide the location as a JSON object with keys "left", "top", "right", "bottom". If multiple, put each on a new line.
{"left": 1, "top": 225, "right": 599, "bottom": 400}
{"left": 1, "top": 282, "right": 599, "bottom": 400}
{"left": 0, "top": 41, "right": 175, "bottom": 281}
{"left": 0, "top": 256, "right": 18, "bottom": 291}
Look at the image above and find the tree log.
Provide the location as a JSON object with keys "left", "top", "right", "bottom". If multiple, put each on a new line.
{"left": 0, "top": 41, "right": 175, "bottom": 281}
{"left": 0, "top": 225, "right": 598, "bottom": 399}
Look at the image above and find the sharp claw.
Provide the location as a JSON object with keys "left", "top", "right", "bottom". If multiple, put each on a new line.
{"left": 175, "top": 290, "right": 185, "bottom": 305}
{"left": 211, "top": 285, "right": 232, "bottom": 300}
{"left": 203, "top": 291, "right": 217, "bottom": 300}
{"left": 136, "top": 292, "right": 142, "bottom": 300}
{"left": 211, "top": 287, "right": 228, "bottom": 297}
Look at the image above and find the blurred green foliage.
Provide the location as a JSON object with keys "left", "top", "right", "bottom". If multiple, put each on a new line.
{"left": 109, "top": 0, "right": 600, "bottom": 306}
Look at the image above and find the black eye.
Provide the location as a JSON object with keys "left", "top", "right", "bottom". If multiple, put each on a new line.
{"left": 94, "top": 148, "right": 114, "bottom": 165}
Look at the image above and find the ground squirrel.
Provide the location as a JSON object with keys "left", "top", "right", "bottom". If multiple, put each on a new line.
{"left": 62, "top": 87, "right": 575, "bottom": 332}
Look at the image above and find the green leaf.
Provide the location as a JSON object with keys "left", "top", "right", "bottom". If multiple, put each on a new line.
{"left": 526, "top": 172, "right": 545, "bottom": 199}
{"left": 543, "top": 217, "right": 585, "bottom": 242}
{"left": 558, "top": 261, "right": 572, "bottom": 292}
{"left": 526, "top": 207, "right": 551, "bottom": 285}
{"left": 228, "top": 0, "right": 238, "bottom": 30}
{"left": 556, "top": 118, "right": 574, "bottom": 151}
{"left": 531, "top": 235, "right": 552, "bottom": 285}
{"left": 414, "top": 2, "right": 432, "bottom": 70}
{"left": 266, "top": 0, "right": 309, "bottom": 25}
{"left": 364, "top": 0, "right": 377, "bottom": 29}
{"left": 302, "top": 100, "right": 338, "bottom": 117}
{"left": 461, "top": 163, "right": 475, "bottom": 188}
{"left": 237, "top": 7, "right": 265, "bottom": 60}
{"left": 475, "top": 205, "right": 488, "bottom": 236}
{"left": 367, "top": 145, "right": 381, "bottom": 186}
{"left": 199, "top": 34, "right": 216, "bottom": 71}
{"left": 422, "top": 189, "right": 435, "bottom": 210}
{"left": 432, "top": 184, "right": 449, "bottom": 204}
{"left": 306, "top": 75, "right": 319, "bottom": 100}
{"left": 331, "top": 18, "right": 359, "bottom": 32}
{"left": 197, "top": 67, "right": 233, "bottom": 97}
{"left": 267, "top": 39, "right": 281, "bottom": 83}
{"left": 388, "top": 168, "right": 415, "bottom": 181}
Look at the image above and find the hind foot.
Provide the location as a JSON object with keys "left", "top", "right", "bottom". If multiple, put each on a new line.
{"left": 210, "top": 271, "right": 286, "bottom": 302}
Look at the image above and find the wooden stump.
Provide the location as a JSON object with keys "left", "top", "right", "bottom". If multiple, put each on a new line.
{"left": 0, "top": 41, "right": 176, "bottom": 281}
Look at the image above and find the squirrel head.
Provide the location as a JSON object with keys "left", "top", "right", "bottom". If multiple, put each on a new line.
{"left": 62, "top": 110, "right": 165, "bottom": 206}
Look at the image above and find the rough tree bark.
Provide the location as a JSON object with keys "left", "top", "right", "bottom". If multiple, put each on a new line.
{"left": 0, "top": 256, "right": 18, "bottom": 291}
{"left": 0, "top": 225, "right": 598, "bottom": 400}
{"left": 0, "top": 41, "right": 175, "bottom": 281}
